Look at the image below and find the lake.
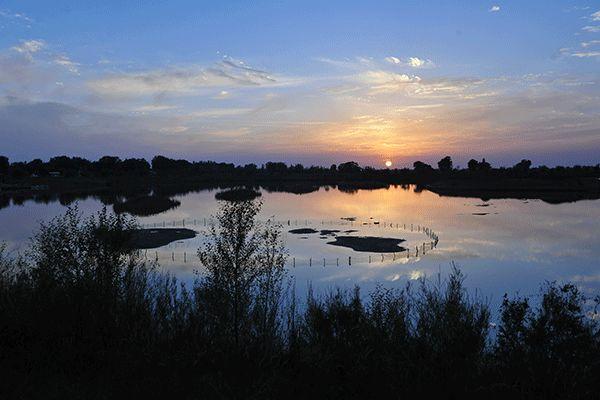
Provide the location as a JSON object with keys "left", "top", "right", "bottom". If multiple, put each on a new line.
{"left": 1, "top": 184, "right": 599, "bottom": 311}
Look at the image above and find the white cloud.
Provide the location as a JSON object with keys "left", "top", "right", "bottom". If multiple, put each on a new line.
{"left": 54, "top": 55, "right": 80, "bottom": 74}
{"left": 11, "top": 39, "right": 45, "bottom": 57}
{"left": 408, "top": 57, "right": 426, "bottom": 68}
{"left": 571, "top": 51, "right": 600, "bottom": 58}
{"left": 582, "top": 26, "right": 600, "bottom": 32}
{"left": 385, "top": 56, "right": 433, "bottom": 68}
{"left": 159, "top": 125, "right": 189, "bottom": 134}
{"left": 359, "top": 70, "right": 420, "bottom": 85}
{"left": 591, "top": 10, "right": 600, "bottom": 21}
{"left": 384, "top": 56, "right": 401, "bottom": 64}
{"left": 581, "top": 40, "right": 600, "bottom": 47}
{"left": 0, "top": 10, "right": 33, "bottom": 24}
{"left": 88, "top": 56, "right": 284, "bottom": 98}
{"left": 214, "top": 90, "right": 231, "bottom": 99}
{"left": 490, "top": 5, "right": 501, "bottom": 12}
{"left": 134, "top": 104, "right": 177, "bottom": 113}
{"left": 189, "top": 108, "right": 252, "bottom": 118}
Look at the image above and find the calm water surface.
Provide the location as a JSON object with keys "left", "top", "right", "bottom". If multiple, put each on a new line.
{"left": 1, "top": 185, "right": 599, "bottom": 311}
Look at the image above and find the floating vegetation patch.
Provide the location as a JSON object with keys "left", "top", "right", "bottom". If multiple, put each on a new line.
{"left": 327, "top": 236, "right": 406, "bottom": 253}
{"left": 129, "top": 228, "right": 197, "bottom": 249}
{"left": 320, "top": 229, "right": 340, "bottom": 236}
{"left": 215, "top": 188, "right": 262, "bottom": 202}
{"left": 472, "top": 213, "right": 489, "bottom": 216}
{"left": 289, "top": 228, "right": 319, "bottom": 234}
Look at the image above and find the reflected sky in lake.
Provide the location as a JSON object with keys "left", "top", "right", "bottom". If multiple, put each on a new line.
{"left": 1, "top": 185, "right": 599, "bottom": 312}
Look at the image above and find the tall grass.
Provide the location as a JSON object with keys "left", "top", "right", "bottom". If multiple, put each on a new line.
{"left": 0, "top": 203, "right": 598, "bottom": 399}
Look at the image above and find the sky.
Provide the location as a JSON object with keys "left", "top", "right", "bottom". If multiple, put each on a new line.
{"left": 1, "top": 1, "right": 599, "bottom": 167}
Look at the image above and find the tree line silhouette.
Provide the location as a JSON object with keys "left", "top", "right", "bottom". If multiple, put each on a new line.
{"left": 1, "top": 154, "right": 598, "bottom": 181}
{"left": 1, "top": 201, "right": 599, "bottom": 399}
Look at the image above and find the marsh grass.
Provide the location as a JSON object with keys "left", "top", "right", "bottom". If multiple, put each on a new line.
{"left": 0, "top": 203, "right": 598, "bottom": 399}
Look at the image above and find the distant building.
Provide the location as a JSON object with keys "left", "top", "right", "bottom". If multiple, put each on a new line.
{"left": 49, "top": 171, "right": 61, "bottom": 177}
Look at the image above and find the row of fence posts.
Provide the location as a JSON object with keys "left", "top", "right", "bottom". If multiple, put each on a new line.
{"left": 141, "top": 219, "right": 439, "bottom": 245}
{"left": 139, "top": 217, "right": 440, "bottom": 265}
{"left": 140, "top": 245, "right": 435, "bottom": 266}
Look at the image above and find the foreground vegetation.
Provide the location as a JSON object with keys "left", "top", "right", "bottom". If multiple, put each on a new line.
{"left": 1, "top": 202, "right": 599, "bottom": 399}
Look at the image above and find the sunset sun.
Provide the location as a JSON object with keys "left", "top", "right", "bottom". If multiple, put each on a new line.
{"left": 385, "top": 160, "right": 393, "bottom": 168}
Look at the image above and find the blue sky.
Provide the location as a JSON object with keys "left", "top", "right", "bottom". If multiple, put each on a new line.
{"left": 1, "top": 1, "right": 599, "bottom": 167}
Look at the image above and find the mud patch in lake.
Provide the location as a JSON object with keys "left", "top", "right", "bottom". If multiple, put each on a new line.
{"left": 327, "top": 236, "right": 406, "bottom": 253}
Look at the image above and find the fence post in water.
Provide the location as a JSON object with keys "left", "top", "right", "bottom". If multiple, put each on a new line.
{"left": 336, "top": 258, "right": 339, "bottom": 266}
{"left": 393, "top": 253, "right": 396, "bottom": 261}
{"left": 163, "top": 221, "right": 165, "bottom": 227}
{"left": 323, "top": 258, "right": 325, "bottom": 267}
{"left": 293, "top": 257, "right": 295, "bottom": 268}
{"left": 184, "top": 252, "right": 186, "bottom": 263}
{"left": 155, "top": 251, "right": 158, "bottom": 261}
{"left": 411, "top": 224, "right": 413, "bottom": 231}
{"left": 172, "top": 252, "right": 174, "bottom": 261}
{"left": 348, "top": 256, "right": 352, "bottom": 266}
{"left": 407, "top": 249, "right": 409, "bottom": 258}
{"left": 369, "top": 255, "right": 371, "bottom": 263}
{"left": 182, "top": 219, "right": 185, "bottom": 227}
{"left": 381, "top": 254, "right": 384, "bottom": 262}
{"left": 309, "top": 258, "right": 312, "bottom": 267}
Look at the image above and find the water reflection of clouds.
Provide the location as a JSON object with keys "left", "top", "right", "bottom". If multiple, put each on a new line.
{"left": 1, "top": 185, "right": 599, "bottom": 310}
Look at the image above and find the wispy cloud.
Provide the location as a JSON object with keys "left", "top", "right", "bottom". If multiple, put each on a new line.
{"left": 11, "top": 39, "right": 45, "bottom": 58}
{"left": 0, "top": 9, "right": 33, "bottom": 25}
{"left": 591, "top": 10, "right": 600, "bottom": 21}
{"left": 54, "top": 55, "right": 80, "bottom": 74}
{"left": 571, "top": 51, "right": 600, "bottom": 58}
{"left": 385, "top": 56, "right": 434, "bottom": 68}
{"left": 489, "top": 5, "right": 501, "bottom": 12}
{"left": 581, "top": 40, "right": 600, "bottom": 48}
{"left": 88, "top": 56, "right": 286, "bottom": 98}
{"left": 582, "top": 25, "right": 600, "bottom": 33}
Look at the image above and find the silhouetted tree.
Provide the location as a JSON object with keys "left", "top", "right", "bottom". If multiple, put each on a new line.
{"left": 479, "top": 158, "right": 491, "bottom": 171}
{"left": 121, "top": 158, "right": 151, "bottom": 173}
{"left": 197, "top": 199, "right": 287, "bottom": 347}
{"left": 437, "top": 156, "right": 453, "bottom": 172}
{"left": 467, "top": 159, "right": 479, "bottom": 172}
{"left": 338, "top": 161, "right": 362, "bottom": 173}
{"left": 0, "top": 156, "right": 8, "bottom": 174}
{"left": 513, "top": 159, "right": 532, "bottom": 173}
{"left": 265, "top": 162, "right": 288, "bottom": 173}
{"left": 413, "top": 161, "right": 434, "bottom": 172}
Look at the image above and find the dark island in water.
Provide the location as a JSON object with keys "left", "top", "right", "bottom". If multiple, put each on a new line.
{"left": 327, "top": 236, "right": 406, "bottom": 253}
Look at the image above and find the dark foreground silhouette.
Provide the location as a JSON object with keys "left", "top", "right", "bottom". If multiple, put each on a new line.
{"left": 1, "top": 202, "right": 599, "bottom": 399}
